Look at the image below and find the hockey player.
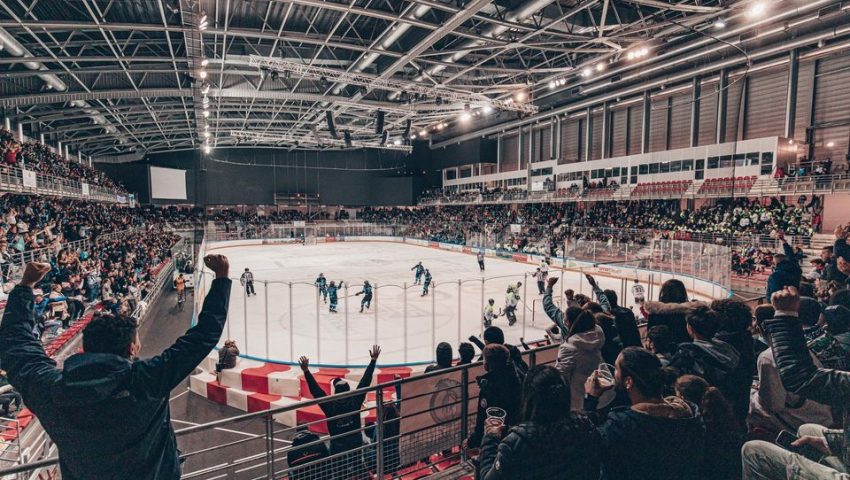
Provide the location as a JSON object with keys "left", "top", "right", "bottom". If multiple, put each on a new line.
{"left": 540, "top": 259, "right": 549, "bottom": 282}
{"left": 504, "top": 287, "right": 520, "bottom": 326}
{"left": 240, "top": 268, "right": 255, "bottom": 296}
{"left": 315, "top": 273, "right": 328, "bottom": 303}
{"left": 482, "top": 298, "right": 500, "bottom": 328}
{"left": 420, "top": 269, "right": 433, "bottom": 297}
{"left": 411, "top": 262, "right": 425, "bottom": 285}
{"left": 356, "top": 280, "right": 373, "bottom": 313}
{"left": 632, "top": 279, "right": 646, "bottom": 304}
{"left": 532, "top": 267, "right": 546, "bottom": 295}
{"left": 507, "top": 281, "right": 522, "bottom": 295}
{"left": 327, "top": 280, "right": 344, "bottom": 313}
{"left": 477, "top": 250, "right": 485, "bottom": 272}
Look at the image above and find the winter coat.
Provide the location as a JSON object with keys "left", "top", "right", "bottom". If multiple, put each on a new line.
{"left": 766, "top": 242, "right": 802, "bottom": 301}
{"left": 586, "top": 395, "right": 705, "bottom": 480}
{"left": 611, "top": 305, "right": 642, "bottom": 348}
{"left": 0, "top": 279, "right": 232, "bottom": 480}
{"left": 478, "top": 415, "right": 602, "bottom": 480}
{"left": 715, "top": 328, "right": 757, "bottom": 422}
{"left": 556, "top": 325, "right": 605, "bottom": 411}
{"left": 468, "top": 366, "right": 522, "bottom": 448}
{"left": 425, "top": 343, "right": 453, "bottom": 372}
{"left": 217, "top": 344, "right": 240, "bottom": 370}
{"left": 643, "top": 300, "right": 706, "bottom": 345}
{"left": 762, "top": 313, "right": 850, "bottom": 469}
{"left": 287, "top": 430, "right": 331, "bottom": 480}
{"left": 669, "top": 338, "right": 746, "bottom": 418}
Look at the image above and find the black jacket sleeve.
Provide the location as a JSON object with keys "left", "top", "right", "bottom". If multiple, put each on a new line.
{"left": 131, "top": 278, "right": 232, "bottom": 398}
{"left": 763, "top": 315, "right": 850, "bottom": 406}
{"left": 0, "top": 286, "right": 60, "bottom": 405}
{"left": 478, "top": 432, "right": 514, "bottom": 480}
{"left": 351, "top": 358, "right": 378, "bottom": 407}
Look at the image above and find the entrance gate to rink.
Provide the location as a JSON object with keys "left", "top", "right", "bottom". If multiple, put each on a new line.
{"left": 194, "top": 223, "right": 733, "bottom": 366}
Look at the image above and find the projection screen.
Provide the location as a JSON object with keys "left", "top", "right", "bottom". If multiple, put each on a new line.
{"left": 149, "top": 166, "right": 187, "bottom": 200}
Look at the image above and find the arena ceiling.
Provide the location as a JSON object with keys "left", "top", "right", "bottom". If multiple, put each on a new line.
{"left": 0, "top": 0, "right": 844, "bottom": 158}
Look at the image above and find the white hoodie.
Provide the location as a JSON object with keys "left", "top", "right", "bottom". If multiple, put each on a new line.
{"left": 556, "top": 324, "right": 605, "bottom": 411}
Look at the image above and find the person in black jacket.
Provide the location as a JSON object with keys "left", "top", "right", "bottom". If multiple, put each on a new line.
{"left": 468, "top": 344, "right": 521, "bottom": 448}
{"left": 766, "top": 233, "right": 802, "bottom": 302}
{"left": 287, "top": 427, "right": 331, "bottom": 480}
{"left": 710, "top": 298, "right": 757, "bottom": 424}
{"left": 425, "top": 342, "right": 453, "bottom": 373}
{"left": 478, "top": 365, "right": 601, "bottom": 479}
{"left": 742, "top": 286, "right": 850, "bottom": 479}
{"left": 643, "top": 279, "right": 698, "bottom": 345}
{"left": 668, "top": 306, "right": 744, "bottom": 415}
{"left": 0, "top": 256, "right": 231, "bottom": 480}
{"left": 298, "top": 345, "right": 380, "bottom": 478}
{"left": 584, "top": 347, "right": 706, "bottom": 480}
{"left": 604, "top": 289, "right": 642, "bottom": 348}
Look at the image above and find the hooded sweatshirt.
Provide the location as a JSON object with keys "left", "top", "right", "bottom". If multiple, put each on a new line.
{"left": 592, "top": 396, "right": 705, "bottom": 480}
{"left": 556, "top": 325, "right": 605, "bottom": 410}
{"left": 669, "top": 338, "right": 744, "bottom": 408}
{"left": 0, "top": 279, "right": 232, "bottom": 480}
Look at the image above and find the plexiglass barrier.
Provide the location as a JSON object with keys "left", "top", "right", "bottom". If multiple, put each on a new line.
{"left": 193, "top": 223, "right": 732, "bottom": 367}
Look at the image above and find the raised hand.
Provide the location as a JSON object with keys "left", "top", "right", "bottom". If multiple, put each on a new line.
{"left": 584, "top": 274, "right": 597, "bottom": 287}
{"left": 369, "top": 345, "right": 381, "bottom": 360}
{"left": 204, "top": 254, "right": 229, "bottom": 278}
{"left": 21, "top": 262, "right": 51, "bottom": 288}
{"left": 547, "top": 277, "right": 559, "bottom": 289}
{"left": 771, "top": 286, "right": 800, "bottom": 313}
{"left": 298, "top": 356, "right": 310, "bottom": 372}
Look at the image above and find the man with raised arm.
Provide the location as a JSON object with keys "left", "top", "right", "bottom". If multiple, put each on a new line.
{"left": 0, "top": 255, "right": 231, "bottom": 480}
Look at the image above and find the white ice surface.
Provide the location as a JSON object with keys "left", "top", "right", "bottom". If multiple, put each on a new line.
{"left": 201, "top": 241, "right": 701, "bottom": 366}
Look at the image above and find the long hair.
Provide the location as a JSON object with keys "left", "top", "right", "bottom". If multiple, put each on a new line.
{"left": 569, "top": 311, "right": 596, "bottom": 337}
{"left": 658, "top": 279, "right": 688, "bottom": 304}
{"left": 675, "top": 375, "right": 740, "bottom": 436}
{"left": 520, "top": 365, "right": 571, "bottom": 422}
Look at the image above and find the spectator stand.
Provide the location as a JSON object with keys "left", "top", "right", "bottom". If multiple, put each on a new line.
{"left": 0, "top": 258, "right": 176, "bottom": 478}
{"left": 0, "top": 165, "right": 129, "bottom": 204}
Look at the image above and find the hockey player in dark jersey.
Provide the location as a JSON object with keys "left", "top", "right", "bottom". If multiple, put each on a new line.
{"left": 411, "top": 262, "right": 425, "bottom": 285}
{"left": 355, "top": 280, "right": 373, "bottom": 313}
{"left": 315, "top": 273, "right": 328, "bottom": 303}
{"left": 421, "top": 270, "right": 433, "bottom": 297}
{"left": 327, "top": 280, "right": 344, "bottom": 313}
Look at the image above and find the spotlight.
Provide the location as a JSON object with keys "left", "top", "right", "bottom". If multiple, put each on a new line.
{"left": 411, "top": 134, "right": 417, "bottom": 140}
{"left": 582, "top": 66, "right": 593, "bottom": 77}
{"left": 204, "top": 124, "right": 210, "bottom": 130}
{"left": 203, "top": 110, "right": 210, "bottom": 118}
{"left": 419, "top": 130, "right": 428, "bottom": 137}
{"left": 460, "top": 112, "right": 472, "bottom": 122}
{"left": 788, "top": 139, "right": 795, "bottom": 145}
{"left": 640, "top": 47, "right": 649, "bottom": 57}
{"left": 548, "top": 81, "right": 557, "bottom": 90}
{"left": 482, "top": 105, "right": 493, "bottom": 114}
{"left": 513, "top": 90, "right": 527, "bottom": 102}
{"left": 204, "top": 131, "right": 210, "bottom": 138}
{"left": 199, "top": 70, "right": 207, "bottom": 79}
{"left": 627, "top": 51, "right": 635, "bottom": 60}
{"left": 201, "top": 58, "right": 209, "bottom": 67}
{"left": 714, "top": 19, "right": 726, "bottom": 29}
{"left": 393, "top": 139, "right": 402, "bottom": 146}
{"left": 201, "top": 82, "right": 210, "bottom": 94}
{"left": 596, "top": 63, "right": 606, "bottom": 72}
{"left": 747, "top": 1, "right": 766, "bottom": 18}
{"left": 202, "top": 144, "right": 211, "bottom": 154}
{"left": 827, "top": 141, "right": 836, "bottom": 148}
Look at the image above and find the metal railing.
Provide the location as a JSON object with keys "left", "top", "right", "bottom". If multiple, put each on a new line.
{"left": 0, "top": 165, "right": 128, "bottom": 204}
{"left": 418, "top": 173, "right": 850, "bottom": 206}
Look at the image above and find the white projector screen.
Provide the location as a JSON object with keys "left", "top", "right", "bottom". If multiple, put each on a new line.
{"left": 149, "top": 166, "right": 187, "bottom": 200}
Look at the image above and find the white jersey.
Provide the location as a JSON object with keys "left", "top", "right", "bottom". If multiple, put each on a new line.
{"left": 483, "top": 304, "right": 497, "bottom": 322}
{"left": 532, "top": 270, "right": 546, "bottom": 282}
{"left": 632, "top": 284, "right": 646, "bottom": 301}
{"left": 240, "top": 271, "right": 254, "bottom": 285}
{"left": 540, "top": 262, "right": 549, "bottom": 278}
{"left": 505, "top": 291, "right": 519, "bottom": 307}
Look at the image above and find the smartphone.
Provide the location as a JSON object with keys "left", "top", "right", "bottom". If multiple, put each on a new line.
{"left": 776, "top": 430, "right": 823, "bottom": 462}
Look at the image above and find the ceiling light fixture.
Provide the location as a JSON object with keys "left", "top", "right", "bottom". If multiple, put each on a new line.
{"left": 747, "top": 1, "right": 767, "bottom": 18}
{"left": 482, "top": 105, "right": 493, "bottom": 114}
{"left": 714, "top": 19, "right": 727, "bottom": 29}
{"left": 201, "top": 58, "right": 209, "bottom": 67}
{"left": 199, "top": 70, "right": 207, "bottom": 79}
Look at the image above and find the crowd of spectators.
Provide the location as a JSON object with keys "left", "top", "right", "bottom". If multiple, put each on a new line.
{"left": 0, "top": 128, "right": 126, "bottom": 192}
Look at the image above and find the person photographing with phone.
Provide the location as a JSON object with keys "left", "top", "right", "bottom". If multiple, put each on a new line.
{"left": 0, "top": 256, "right": 232, "bottom": 480}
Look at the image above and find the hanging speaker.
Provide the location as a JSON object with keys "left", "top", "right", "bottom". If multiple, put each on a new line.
{"left": 375, "top": 111, "right": 385, "bottom": 134}
{"left": 344, "top": 130, "right": 352, "bottom": 148}
{"left": 326, "top": 111, "right": 338, "bottom": 139}
{"left": 403, "top": 119, "right": 411, "bottom": 139}
{"left": 380, "top": 130, "right": 389, "bottom": 146}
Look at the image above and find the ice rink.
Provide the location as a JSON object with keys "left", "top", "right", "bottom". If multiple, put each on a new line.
{"left": 200, "top": 240, "right": 691, "bottom": 366}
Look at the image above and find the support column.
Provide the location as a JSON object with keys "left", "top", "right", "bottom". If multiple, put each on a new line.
{"left": 39, "top": 132, "right": 45, "bottom": 145}
{"left": 690, "top": 77, "right": 701, "bottom": 147}
{"left": 625, "top": 106, "right": 632, "bottom": 156}
{"left": 665, "top": 97, "right": 673, "bottom": 150}
{"left": 16, "top": 122, "right": 23, "bottom": 142}
{"left": 584, "top": 106, "right": 593, "bottom": 162}
{"left": 738, "top": 76, "right": 749, "bottom": 141}
{"left": 641, "top": 91, "right": 651, "bottom": 154}
{"left": 554, "top": 116, "right": 562, "bottom": 160}
{"left": 57, "top": 141, "right": 63, "bottom": 158}
{"left": 496, "top": 135, "right": 501, "bottom": 173}
{"left": 550, "top": 117, "right": 558, "bottom": 160}
{"left": 784, "top": 49, "right": 799, "bottom": 139}
{"left": 716, "top": 69, "right": 728, "bottom": 144}
{"left": 526, "top": 126, "right": 533, "bottom": 190}
{"left": 806, "top": 59, "right": 819, "bottom": 160}
{"left": 601, "top": 101, "right": 611, "bottom": 159}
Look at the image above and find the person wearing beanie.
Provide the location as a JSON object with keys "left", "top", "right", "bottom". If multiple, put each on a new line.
{"left": 467, "top": 344, "right": 521, "bottom": 449}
